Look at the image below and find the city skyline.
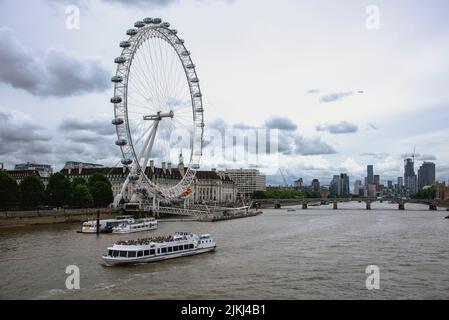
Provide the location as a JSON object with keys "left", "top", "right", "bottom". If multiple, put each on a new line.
{"left": 1, "top": 0, "right": 449, "bottom": 186}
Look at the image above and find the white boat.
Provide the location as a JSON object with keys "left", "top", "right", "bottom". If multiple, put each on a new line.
{"left": 102, "top": 232, "right": 216, "bottom": 266}
{"left": 80, "top": 215, "right": 134, "bottom": 234}
{"left": 112, "top": 218, "right": 158, "bottom": 234}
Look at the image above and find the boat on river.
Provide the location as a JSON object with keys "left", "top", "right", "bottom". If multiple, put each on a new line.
{"left": 112, "top": 218, "right": 158, "bottom": 234}
{"left": 80, "top": 215, "right": 135, "bottom": 234}
{"left": 102, "top": 232, "right": 216, "bottom": 266}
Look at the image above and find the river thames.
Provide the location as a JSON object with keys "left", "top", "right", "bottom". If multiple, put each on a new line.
{"left": 0, "top": 202, "right": 448, "bottom": 300}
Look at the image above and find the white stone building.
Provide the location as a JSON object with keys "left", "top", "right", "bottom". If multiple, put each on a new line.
{"left": 61, "top": 160, "right": 237, "bottom": 205}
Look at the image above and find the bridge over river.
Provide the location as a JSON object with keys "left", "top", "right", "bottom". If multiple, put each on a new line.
{"left": 255, "top": 198, "right": 447, "bottom": 211}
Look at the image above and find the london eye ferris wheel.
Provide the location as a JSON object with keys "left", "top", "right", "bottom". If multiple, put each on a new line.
{"left": 110, "top": 18, "right": 204, "bottom": 207}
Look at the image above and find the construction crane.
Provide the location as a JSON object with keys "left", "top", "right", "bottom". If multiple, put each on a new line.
{"left": 278, "top": 168, "right": 289, "bottom": 188}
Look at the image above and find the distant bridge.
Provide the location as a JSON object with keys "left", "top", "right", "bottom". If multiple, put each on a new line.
{"left": 254, "top": 198, "right": 444, "bottom": 211}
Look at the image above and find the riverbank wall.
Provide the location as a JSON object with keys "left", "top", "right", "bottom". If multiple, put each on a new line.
{"left": 198, "top": 210, "right": 263, "bottom": 222}
{"left": 0, "top": 208, "right": 120, "bottom": 228}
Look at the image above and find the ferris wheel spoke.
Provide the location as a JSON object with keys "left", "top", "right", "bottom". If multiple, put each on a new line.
{"left": 146, "top": 38, "right": 167, "bottom": 108}
{"left": 137, "top": 41, "right": 164, "bottom": 107}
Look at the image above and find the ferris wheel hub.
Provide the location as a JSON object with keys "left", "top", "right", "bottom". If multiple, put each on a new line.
{"left": 143, "top": 110, "right": 175, "bottom": 121}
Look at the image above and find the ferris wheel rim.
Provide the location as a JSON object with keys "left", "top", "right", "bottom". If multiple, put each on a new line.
{"left": 111, "top": 19, "right": 204, "bottom": 199}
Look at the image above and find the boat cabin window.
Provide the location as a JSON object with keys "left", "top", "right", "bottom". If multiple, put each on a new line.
{"left": 184, "top": 245, "right": 189, "bottom": 250}
{"left": 150, "top": 249, "right": 155, "bottom": 255}
{"left": 112, "top": 251, "right": 119, "bottom": 257}
{"left": 108, "top": 250, "right": 113, "bottom": 256}
{"left": 189, "top": 244, "right": 194, "bottom": 249}
{"left": 144, "top": 250, "right": 150, "bottom": 256}
{"left": 137, "top": 251, "right": 143, "bottom": 257}
{"left": 161, "top": 248, "right": 167, "bottom": 253}
{"left": 168, "top": 247, "right": 173, "bottom": 253}
{"left": 119, "top": 251, "right": 127, "bottom": 258}
{"left": 128, "top": 251, "right": 137, "bottom": 258}
{"left": 157, "top": 249, "right": 160, "bottom": 254}
{"left": 178, "top": 245, "right": 183, "bottom": 251}
{"left": 173, "top": 246, "right": 178, "bottom": 252}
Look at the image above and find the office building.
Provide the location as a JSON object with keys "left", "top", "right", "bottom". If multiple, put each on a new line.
{"left": 311, "top": 179, "right": 320, "bottom": 193}
{"left": 404, "top": 158, "right": 417, "bottom": 195}
{"left": 418, "top": 162, "right": 436, "bottom": 190}
{"left": 367, "top": 165, "right": 374, "bottom": 185}
{"left": 222, "top": 169, "right": 266, "bottom": 198}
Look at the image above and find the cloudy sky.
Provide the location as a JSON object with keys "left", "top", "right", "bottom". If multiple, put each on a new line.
{"left": 0, "top": 0, "right": 448, "bottom": 186}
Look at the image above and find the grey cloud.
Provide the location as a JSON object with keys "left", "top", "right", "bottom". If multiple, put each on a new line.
{"left": 233, "top": 122, "right": 257, "bottom": 130}
{"left": 316, "top": 121, "right": 358, "bottom": 134}
{"left": 360, "top": 152, "right": 389, "bottom": 159}
{"left": 60, "top": 118, "right": 115, "bottom": 136}
{"left": 320, "top": 91, "right": 354, "bottom": 103}
{"left": 208, "top": 118, "right": 227, "bottom": 134}
{"left": 0, "top": 110, "right": 52, "bottom": 157}
{"left": 53, "top": 0, "right": 231, "bottom": 8}
{"left": 294, "top": 136, "right": 336, "bottom": 156}
{"left": 306, "top": 89, "right": 321, "bottom": 94}
{"left": 206, "top": 117, "right": 335, "bottom": 156}
{"left": 102, "top": 0, "right": 179, "bottom": 7}
{"left": 401, "top": 153, "right": 437, "bottom": 161}
{"left": 0, "top": 109, "right": 121, "bottom": 170}
{"left": 0, "top": 27, "right": 109, "bottom": 98}
{"left": 416, "top": 154, "right": 437, "bottom": 161}
{"left": 264, "top": 117, "right": 298, "bottom": 132}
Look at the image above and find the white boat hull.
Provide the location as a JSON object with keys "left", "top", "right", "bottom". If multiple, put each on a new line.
{"left": 112, "top": 225, "right": 158, "bottom": 234}
{"left": 102, "top": 246, "right": 216, "bottom": 266}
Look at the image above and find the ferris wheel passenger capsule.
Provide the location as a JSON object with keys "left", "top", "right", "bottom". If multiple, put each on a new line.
{"left": 181, "top": 51, "right": 190, "bottom": 56}
{"left": 129, "top": 174, "right": 139, "bottom": 182}
{"left": 115, "top": 56, "right": 127, "bottom": 64}
{"left": 143, "top": 18, "right": 153, "bottom": 24}
{"left": 153, "top": 18, "right": 162, "bottom": 24}
{"left": 111, "top": 76, "right": 123, "bottom": 83}
{"left": 112, "top": 118, "right": 124, "bottom": 125}
{"left": 171, "top": 29, "right": 178, "bottom": 35}
{"left": 121, "top": 159, "right": 133, "bottom": 166}
{"left": 115, "top": 139, "right": 128, "bottom": 146}
{"left": 176, "top": 39, "right": 185, "bottom": 45}
{"left": 190, "top": 78, "right": 199, "bottom": 83}
{"left": 110, "top": 96, "right": 123, "bottom": 104}
{"left": 120, "top": 41, "right": 131, "bottom": 48}
{"left": 126, "top": 29, "right": 138, "bottom": 36}
{"left": 161, "top": 22, "right": 170, "bottom": 28}
{"left": 193, "top": 93, "right": 202, "bottom": 98}
{"left": 134, "top": 21, "right": 145, "bottom": 28}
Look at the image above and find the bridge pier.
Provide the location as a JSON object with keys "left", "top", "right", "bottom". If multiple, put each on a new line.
{"left": 398, "top": 201, "right": 405, "bottom": 210}
{"left": 366, "top": 200, "right": 371, "bottom": 210}
{"left": 333, "top": 201, "right": 338, "bottom": 210}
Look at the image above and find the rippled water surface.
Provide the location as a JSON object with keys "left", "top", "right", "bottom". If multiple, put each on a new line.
{"left": 1, "top": 202, "right": 448, "bottom": 299}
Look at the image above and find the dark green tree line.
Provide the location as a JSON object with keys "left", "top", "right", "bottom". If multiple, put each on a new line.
{"left": 0, "top": 170, "right": 113, "bottom": 210}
